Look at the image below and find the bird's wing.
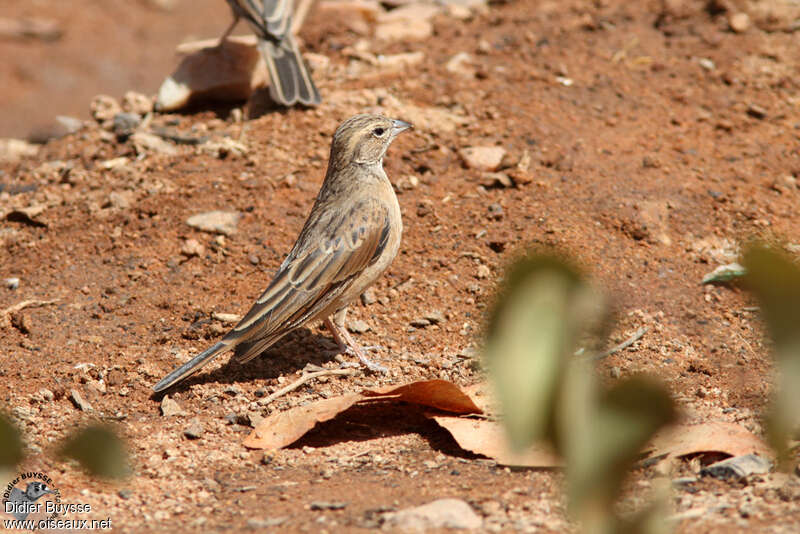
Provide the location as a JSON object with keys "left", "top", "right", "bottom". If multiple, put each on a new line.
{"left": 226, "top": 197, "right": 392, "bottom": 362}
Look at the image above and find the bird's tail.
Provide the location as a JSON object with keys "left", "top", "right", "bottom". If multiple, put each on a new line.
{"left": 152, "top": 341, "right": 229, "bottom": 392}
{"left": 258, "top": 36, "right": 321, "bottom": 107}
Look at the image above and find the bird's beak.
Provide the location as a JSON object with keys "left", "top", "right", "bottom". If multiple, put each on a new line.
{"left": 391, "top": 119, "right": 412, "bottom": 136}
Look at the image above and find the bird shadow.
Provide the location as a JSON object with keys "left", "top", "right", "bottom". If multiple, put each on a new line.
{"left": 150, "top": 326, "right": 340, "bottom": 398}
{"left": 288, "top": 402, "right": 483, "bottom": 461}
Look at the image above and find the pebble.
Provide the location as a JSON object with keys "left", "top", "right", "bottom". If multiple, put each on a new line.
{"left": 698, "top": 58, "right": 715, "bottom": 71}
{"left": 487, "top": 203, "right": 504, "bottom": 220}
{"left": 131, "top": 132, "right": 178, "bottom": 156}
{"left": 186, "top": 210, "right": 242, "bottom": 236}
{"left": 69, "top": 389, "right": 93, "bottom": 412}
{"left": 410, "top": 317, "right": 431, "bottom": 328}
{"left": 107, "top": 190, "right": 135, "bottom": 210}
{"left": 181, "top": 238, "right": 205, "bottom": 257}
{"left": 310, "top": 501, "right": 347, "bottom": 511}
{"left": 446, "top": 52, "right": 476, "bottom": 78}
{"left": 183, "top": 419, "right": 205, "bottom": 439}
{"left": 248, "top": 254, "right": 260, "bottom": 265}
{"left": 729, "top": 12, "right": 750, "bottom": 33}
{"left": 0, "top": 138, "right": 39, "bottom": 163}
{"left": 476, "top": 265, "right": 491, "bottom": 279}
{"left": 459, "top": 146, "right": 506, "bottom": 171}
{"left": 700, "top": 454, "right": 771, "bottom": 480}
{"left": 481, "top": 172, "right": 513, "bottom": 188}
{"left": 383, "top": 498, "right": 482, "bottom": 530}
{"left": 90, "top": 94, "right": 122, "bottom": 122}
{"left": 376, "top": 19, "right": 433, "bottom": 41}
{"left": 112, "top": 112, "right": 141, "bottom": 137}
{"left": 121, "top": 91, "right": 153, "bottom": 115}
{"left": 424, "top": 310, "right": 445, "bottom": 324}
{"left": 361, "top": 288, "right": 377, "bottom": 305}
{"left": 160, "top": 396, "right": 187, "bottom": 417}
{"left": 348, "top": 319, "right": 370, "bottom": 334}
{"left": 746, "top": 104, "right": 767, "bottom": 120}
{"left": 5, "top": 277, "right": 19, "bottom": 290}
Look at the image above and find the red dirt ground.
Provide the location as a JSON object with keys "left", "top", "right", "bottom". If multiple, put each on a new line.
{"left": 1, "top": 0, "right": 799, "bottom": 531}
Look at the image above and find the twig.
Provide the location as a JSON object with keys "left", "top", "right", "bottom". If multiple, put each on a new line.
{"left": 592, "top": 326, "right": 649, "bottom": 360}
{"left": 261, "top": 368, "right": 358, "bottom": 406}
{"left": 1, "top": 299, "right": 59, "bottom": 327}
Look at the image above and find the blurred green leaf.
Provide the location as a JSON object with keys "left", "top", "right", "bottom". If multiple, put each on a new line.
{"left": 563, "top": 375, "right": 676, "bottom": 520}
{"left": 0, "top": 412, "right": 24, "bottom": 468}
{"left": 743, "top": 245, "right": 800, "bottom": 465}
{"left": 486, "top": 254, "right": 605, "bottom": 451}
{"left": 60, "top": 424, "right": 130, "bottom": 479}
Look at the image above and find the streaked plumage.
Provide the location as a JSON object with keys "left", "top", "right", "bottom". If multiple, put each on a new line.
{"left": 223, "top": 0, "right": 321, "bottom": 106}
{"left": 153, "top": 114, "right": 411, "bottom": 392}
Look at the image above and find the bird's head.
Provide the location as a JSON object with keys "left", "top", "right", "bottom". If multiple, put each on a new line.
{"left": 329, "top": 114, "right": 412, "bottom": 169}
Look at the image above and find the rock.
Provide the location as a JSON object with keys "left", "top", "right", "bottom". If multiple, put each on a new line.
{"left": 698, "top": 58, "right": 715, "bottom": 71}
{"left": 199, "top": 137, "right": 248, "bottom": 158}
{"left": 383, "top": 498, "right": 482, "bottom": 530}
{"left": 410, "top": 317, "right": 431, "bottom": 328}
{"left": 348, "top": 319, "right": 370, "bottom": 334}
{"left": 304, "top": 53, "right": 331, "bottom": 74}
{"left": 376, "top": 52, "right": 425, "bottom": 71}
{"left": 91, "top": 94, "right": 122, "bottom": 122}
{"left": 747, "top": 104, "right": 767, "bottom": 120}
{"left": 459, "top": 146, "right": 506, "bottom": 171}
{"left": 131, "top": 132, "right": 178, "bottom": 156}
{"left": 487, "top": 203, "right": 504, "bottom": 220}
{"left": 729, "top": 12, "right": 750, "bottom": 32}
{"left": 376, "top": 19, "right": 432, "bottom": 41}
{"left": 69, "top": 389, "right": 93, "bottom": 412}
{"left": 161, "top": 396, "right": 187, "bottom": 417}
{"left": 0, "top": 138, "right": 38, "bottom": 163}
{"left": 212, "top": 312, "right": 242, "bottom": 324}
{"left": 508, "top": 149, "right": 534, "bottom": 185}
{"left": 481, "top": 172, "right": 513, "bottom": 188}
{"left": 446, "top": 52, "right": 476, "bottom": 78}
{"left": 183, "top": 419, "right": 205, "bottom": 439}
{"left": 55, "top": 115, "right": 84, "bottom": 136}
{"left": 476, "top": 264, "right": 491, "bottom": 279}
{"left": 361, "top": 288, "right": 378, "bottom": 305}
{"left": 122, "top": 91, "right": 153, "bottom": 115}
{"left": 107, "top": 191, "right": 135, "bottom": 210}
{"left": 5, "top": 277, "right": 20, "bottom": 290}
{"left": 181, "top": 238, "right": 205, "bottom": 257}
{"left": 187, "top": 211, "right": 242, "bottom": 236}
{"left": 0, "top": 16, "right": 63, "bottom": 41}
{"left": 395, "top": 174, "right": 419, "bottom": 191}
{"left": 701, "top": 454, "right": 771, "bottom": 480}
{"left": 424, "top": 310, "right": 445, "bottom": 324}
{"left": 156, "top": 37, "right": 265, "bottom": 112}
{"left": 310, "top": 501, "right": 347, "bottom": 511}
{"left": 317, "top": 1, "right": 383, "bottom": 35}
{"left": 112, "top": 112, "right": 142, "bottom": 137}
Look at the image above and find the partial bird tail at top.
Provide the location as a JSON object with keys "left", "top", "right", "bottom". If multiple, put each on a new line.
{"left": 259, "top": 36, "right": 321, "bottom": 107}
{"left": 152, "top": 341, "right": 230, "bottom": 392}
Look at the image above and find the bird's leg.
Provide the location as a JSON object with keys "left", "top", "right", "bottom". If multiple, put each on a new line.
{"left": 324, "top": 315, "right": 388, "bottom": 374}
{"left": 218, "top": 14, "right": 240, "bottom": 45}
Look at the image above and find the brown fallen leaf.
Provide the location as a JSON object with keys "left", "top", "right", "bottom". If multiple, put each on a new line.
{"left": 244, "top": 379, "right": 482, "bottom": 450}
{"left": 647, "top": 421, "right": 772, "bottom": 459}
{"left": 244, "top": 394, "right": 361, "bottom": 449}
{"left": 362, "top": 379, "right": 482, "bottom": 414}
{"left": 430, "top": 415, "right": 561, "bottom": 467}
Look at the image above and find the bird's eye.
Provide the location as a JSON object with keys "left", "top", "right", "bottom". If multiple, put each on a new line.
{"left": 372, "top": 127, "right": 385, "bottom": 136}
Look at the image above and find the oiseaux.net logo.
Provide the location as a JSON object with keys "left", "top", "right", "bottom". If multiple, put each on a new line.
{"left": 2, "top": 471, "right": 111, "bottom": 530}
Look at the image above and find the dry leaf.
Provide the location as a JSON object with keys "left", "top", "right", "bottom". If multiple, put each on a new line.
{"left": 243, "top": 394, "right": 361, "bottom": 449}
{"left": 647, "top": 421, "right": 772, "bottom": 459}
{"left": 362, "top": 380, "right": 482, "bottom": 414}
{"left": 430, "top": 415, "right": 561, "bottom": 467}
{"left": 244, "top": 380, "right": 482, "bottom": 450}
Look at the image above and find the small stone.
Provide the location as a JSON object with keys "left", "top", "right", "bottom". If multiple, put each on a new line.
{"left": 160, "top": 396, "right": 187, "bottom": 417}
{"left": 0, "top": 138, "right": 39, "bottom": 163}
{"left": 476, "top": 264, "right": 491, "bottom": 279}
{"left": 183, "top": 419, "right": 204, "bottom": 439}
{"left": 446, "top": 52, "right": 476, "bottom": 78}
{"left": 187, "top": 210, "right": 242, "bottom": 236}
{"left": 181, "top": 238, "right": 205, "bottom": 257}
{"left": 698, "top": 58, "right": 715, "bottom": 71}
{"left": 410, "top": 317, "right": 431, "bottom": 328}
{"left": 39, "top": 388, "right": 54, "bottom": 401}
{"left": 112, "top": 112, "right": 141, "bottom": 137}
{"left": 746, "top": 104, "right": 767, "bottom": 120}
{"left": 459, "top": 146, "right": 506, "bottom": 171}
{"left": 481, "top": 172, "right": 513, "bottom": 188}
{"left": 121, "top": 91, "right": 153, "bottom": 115}
{"left": 383, "top": 498, "right": 482, "bottom": 530}
{"left": 69, "top": 389, "right": 93, "bottom": 412}
{"left": 487, "top": 203, "right": 504, "bottom": 220}
{"left": 118, "top": 489, "right": 133, "bottom": 500}
{"left": 10, "top": 313, "right": 31, "bottom": 334}
{"left": 729, "top": 12, "right": 750, "bottom": 33}
{"left": 376, "top": 52, "right": 425, "bottom": 71}
{"left": 55, "top": 116, "right": 84, "bottom": 136}
{"left": 247, "top": 517, "right": 287, "bottom": 528}
{"left": 376, "top": 19, "right": 433, "bottom": 41}
{"left": 348, "top": 319, "right": 370, "bottom": 334}
{"left": 91, "top": 95, "right": 122, "bottom": 122}
{"left": 248, "top": 254, "right": 260, "bottom": 265}
{"left": 700, "top": 454, "right": 771, "bottom": 480}
{"left": 107, "top": 190, "right": 135, "bottom": 210}
{"left": 131, "top": 132, "right": 178, "bottom": 156}
{"left": 424, "top": 310, "right": 445, "bottom": 324}
{"left": 212, "top": 312, "right": 242, "bottom": 324}
{"left": 361, "top": 288, "right": 377, "bottom": 305}
{"left": 5, "top": 278, "right": 19, "bottom": 290}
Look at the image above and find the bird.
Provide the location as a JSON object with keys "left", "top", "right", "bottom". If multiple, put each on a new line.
{"left": 153, "top": 114, "right": 411, "bottom": 392}
{"left": 6, "top": 482, "right": 56, "bottom": 521}
{"left": 220, "top": 0, "right": 321, "bottom": 107}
